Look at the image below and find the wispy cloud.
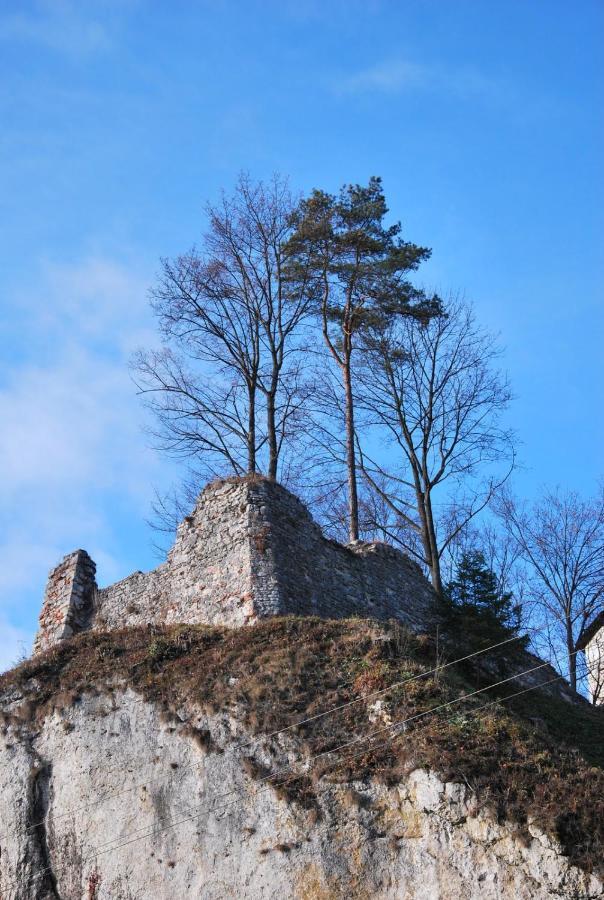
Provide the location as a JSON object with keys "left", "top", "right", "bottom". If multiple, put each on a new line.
{"left": 0, "top": 255, "right": 164, "bottom": 671}
{"left": 31, "top": 256, "right": 157, "bottom": 353}
{"left": 0, "top": 0, "right": 114, "bottom": 58}
{"left": 337, "top": 59, "right": 429, "bottom": 94}
{"left": 335, "top": 57, "right": 510, "bottom": 106}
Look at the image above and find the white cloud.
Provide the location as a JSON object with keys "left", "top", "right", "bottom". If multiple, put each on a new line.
{"left": 37, "top": 256, "right": 156, "bottom": 351}
{"left": 0, "top": 355, "right": 126, "bottom": 495}
{"left": 0, "top": 255, "right": 167, "bottom": 651}
{"left": 0, "top": 0, "right": 112, "bottom": 58}
{"left": 338, "top": 59, "right": 429, "bottom": 94}
{"left": 335, "top": 57, "right": 509, "bottom": 105}
{"left": 0, "top": 257, "right": 157, "bottom": 500}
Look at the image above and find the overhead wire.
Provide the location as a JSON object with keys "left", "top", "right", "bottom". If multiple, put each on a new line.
{"left": 20, "top": 632, "right": 523, "bottom": 834}
{"left": 5, "top": 646, "right": 593, "bottom": 893}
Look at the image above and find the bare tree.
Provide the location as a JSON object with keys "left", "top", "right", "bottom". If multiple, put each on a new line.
{"left": 134, "top": 346, "right": 259, "bottom": 476}
{"left": 356, "top": 299, "right": 515, "bottom": 595}
{"left": 133, "top": 173, "right": 312, "bottom": 482}
{"left": 496, "top": 486, "right": 604, "bottom": 695}
{"left": 236, "top": 175, "right": 313, "bottom": 478}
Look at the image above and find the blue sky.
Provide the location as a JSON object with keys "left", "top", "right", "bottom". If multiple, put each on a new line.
{"left": 1, "top": 0, "right": 602, "bottom": 670}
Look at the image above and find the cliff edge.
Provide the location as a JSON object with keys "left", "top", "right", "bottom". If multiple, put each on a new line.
{"left": 1, "top": 618, "right": 602, "bottom": 899}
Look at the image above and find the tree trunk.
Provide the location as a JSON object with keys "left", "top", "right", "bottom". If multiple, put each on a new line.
{"left": 247, "top": 388, "right": 257, "bottom": 474}
{"left": 430, "top": 556, "right": 443, "bottom": 598}
{"left": 343, "top": 355, "right": 359, "bottom": 542}
{"left": 415, "top": 486, "right": 443, "bottom": 597}
{"left": 423, "top": 490, "right": 443, "bottom": 596}
{"left": 567, "top": 618, "right": 577, "bottom": 692}
{"left": 266, "top": 389, "right": 278, "bottom": 480}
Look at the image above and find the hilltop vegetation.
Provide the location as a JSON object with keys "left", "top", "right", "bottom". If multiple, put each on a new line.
{"left": 2, "top": 617, "right": 602, "bottom": 876}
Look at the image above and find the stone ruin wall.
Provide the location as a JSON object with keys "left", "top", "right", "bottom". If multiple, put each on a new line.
{"left": 33, "top": 478, "right": 436, "bottom": 654}
{"left": 33, "top": 550, "right": 97, "bottom": 654}
{"left": 95, "top": 480, "right": 258, "bottom": 631}
{"left": 247, "top": 480, "right": 435, "bottom": 633}
{"left": 32, "top": 477, "right": 603, "bottom": 705}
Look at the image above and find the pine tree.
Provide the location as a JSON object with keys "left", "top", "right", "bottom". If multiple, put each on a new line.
{"left": 286, "top": 177, "right": 440, "bottom": 542}
{"left": 443, "top": 550, "right": 523, "bottom": 649}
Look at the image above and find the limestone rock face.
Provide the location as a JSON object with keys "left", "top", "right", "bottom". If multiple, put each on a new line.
{"left": 1, "top": 689, "right": 601, "bottom": 900}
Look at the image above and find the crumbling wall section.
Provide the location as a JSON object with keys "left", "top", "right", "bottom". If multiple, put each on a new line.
{"left": 33, "top": 550, "right": 97, "bottom": 654}
{"left": 93, "top": 567, "right": 168, "bottom": 630}
{"left": 585, "top": 628, "right": 604, "bottom": 706}
{"left": 246, "top": 478, "right": 435, "bottom": 631}
{"left": 34, "top": 478, "right": 437, "bottom": 652}
{"left": 95, "top": 480, "right": 255, "bottom": 630}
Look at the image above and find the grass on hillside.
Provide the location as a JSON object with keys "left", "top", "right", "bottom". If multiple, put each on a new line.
{"left": 1, "top": 617, "right": 603, "bottom": 876}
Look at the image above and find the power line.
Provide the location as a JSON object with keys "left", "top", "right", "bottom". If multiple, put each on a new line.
{"left": 20, "top": 632, "right": 523, "bottom": 834}
{"left": 95, "top": 657, "right": 597, "bottom": 867}
{"left": 6, "top": 648, "right": 592, "bottom": 893}
{"left": 173, "top": 648, "right": 589, "bottom": 827}
{"left": 17, "top": 625, "right": 427, "bottom": 818}
{"left": 176, "top": 667, "right": 602, "bottom": 896}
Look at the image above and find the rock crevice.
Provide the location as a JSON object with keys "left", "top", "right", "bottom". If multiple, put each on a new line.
{"left": 0, "top": 688, "right": 601, "bottom": 899}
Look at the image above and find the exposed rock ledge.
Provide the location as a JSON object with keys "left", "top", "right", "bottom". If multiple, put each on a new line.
{"left": 1, "top": 685, "right": 602, "bottom": 900}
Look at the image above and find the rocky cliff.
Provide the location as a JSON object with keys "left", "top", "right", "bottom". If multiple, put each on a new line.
{"left": 1, "top": 618, "right": 602, "bottom": 899}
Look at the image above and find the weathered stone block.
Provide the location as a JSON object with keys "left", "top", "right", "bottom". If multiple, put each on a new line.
{"left": 585, "top": 627, "right": 604, "bottom": 705}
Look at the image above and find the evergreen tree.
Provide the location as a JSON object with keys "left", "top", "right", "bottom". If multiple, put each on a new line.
{"left": 287, "top": 177, "right": 440, "bottom": 542}
{"left": 443, "top": 549, "right": 524, "bottom": 649}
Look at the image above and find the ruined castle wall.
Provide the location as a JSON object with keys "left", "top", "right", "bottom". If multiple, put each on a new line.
{"left": 32, "top": 478, "right": 591, "bottom": 710}
{"left": 94, "top": 478, "right": 436, "bottom": 636}
{"left": 94, "top": 567, "right": 169, "bottom": 630}
{"left": 246, "top": 479, "right": 435, "bottom": 632}
{"left": 34, "top": 478, "right": 437, "bottom": 652}
{"left": 33, "top": 550, "right": 97, "bottom": 654}
{"left": 95, "top": 480, "right": 255, "bottom": 631}
{"left": 585, "top": 628, "right": 604, "bottom": 705}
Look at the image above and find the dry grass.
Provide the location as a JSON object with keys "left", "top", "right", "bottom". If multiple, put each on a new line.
{"left": 205, "top": 472, "right": 274, "bottom": 491}
{"left": 1, "top": 616, "right": 603, "bottom": 875}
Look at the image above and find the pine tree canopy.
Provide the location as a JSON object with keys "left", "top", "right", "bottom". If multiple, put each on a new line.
{"left": 444, "top": 550, "right": 523, "bottom": 646}
{"left": 286, "top": 176, "right": 441, "bottom": 339}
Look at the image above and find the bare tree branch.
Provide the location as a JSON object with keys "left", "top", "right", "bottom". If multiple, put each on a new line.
{"left": 495, "top": 485, "right": 604, "bottom": 696}
{"left": 355, "top": 297, "right": 516, "bottom": 595}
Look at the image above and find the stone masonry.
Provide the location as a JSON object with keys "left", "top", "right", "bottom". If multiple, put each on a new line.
{"left": 33, "top": 477, "right": 436, "bottom": 652}
{"left": 33, "top": 549, "right": 97, "bottom": 654}
{"left": 32, "top": 476, "right": 603, "bottom": 704}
